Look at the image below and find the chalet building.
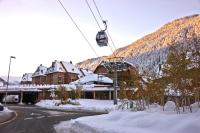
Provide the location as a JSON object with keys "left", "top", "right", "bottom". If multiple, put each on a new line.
{"left": 32, "top": 64, "right": 47, "bottom": 85}
{"left": 72, "top": 72, "right": 114, "bottom": 99}
{"left": 45, "top": 60, "right": 80, "bottom": 85}
{"left": 21, "top": 73, "right": 33, "bottom": 85}
{"left": 94, "top": 61, "right": 136, "bottom": 87}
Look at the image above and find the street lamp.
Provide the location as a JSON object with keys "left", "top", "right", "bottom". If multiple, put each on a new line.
{"left": 5, "top": 56, "right": 16, "bottom": 106}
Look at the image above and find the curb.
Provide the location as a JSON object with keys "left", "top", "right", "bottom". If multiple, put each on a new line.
{"left": 0, "top": 111, "right": 17, "bottom": 126}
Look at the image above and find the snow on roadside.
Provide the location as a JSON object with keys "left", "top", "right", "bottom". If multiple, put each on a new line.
{"left": 0, "top": 103, "right": 12, "bottom": 113}
{"left": 55, "top": 101, "right": 200, "bottom": 133}
{"left": 36, "top": 99, "right": 118, "bottom": 113}
{"left": 0, "top": 104, "right": 13, "bottom": 123}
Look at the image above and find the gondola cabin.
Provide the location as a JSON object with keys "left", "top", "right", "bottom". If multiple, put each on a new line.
{"left": 96, "top": 30, "right": 108, "bottom": 47}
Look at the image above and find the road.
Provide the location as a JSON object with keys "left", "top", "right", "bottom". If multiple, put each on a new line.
{"left": 0, "top": 105, "right": 101, "bottom": 133}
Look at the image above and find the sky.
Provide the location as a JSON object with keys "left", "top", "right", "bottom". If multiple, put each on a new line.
{"left": 0, "top": 0, "right": 199, "bottom": 77}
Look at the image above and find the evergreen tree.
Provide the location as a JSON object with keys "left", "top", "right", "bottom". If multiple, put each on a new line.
{"left": 162, "top": 46, "right": 192, "bottom": 113}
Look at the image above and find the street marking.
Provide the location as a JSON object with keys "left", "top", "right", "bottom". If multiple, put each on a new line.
{"left": 30, "top": 113, "right": 41, "bottom": 116}
{"left": 36, "top": 116, "right": 45, "bottom": 119}
{"left": 0, "top": 111, "right": 18, "bottom": 126}
{"left": 24, "top": 117, "right": 33, "bottom": 120}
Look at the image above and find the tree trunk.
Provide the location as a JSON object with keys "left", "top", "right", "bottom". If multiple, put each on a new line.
{"left": 175, "top": 98, "right": 180, "bottom": 114}
{"left": 198, "top": 89, "right": 200, "bottom": 108}
{"left": 182, "top": 98, "right": 185, "bottom": 112}
{"left": 187, "top": 96, "right": 192, "bottom": 113}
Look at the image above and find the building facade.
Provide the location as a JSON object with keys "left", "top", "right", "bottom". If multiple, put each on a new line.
{"left": 21, "top": 73, "right": 33, "bottom": 85}
{"left": 32, "top": 64, "right": 47, "bottom": 85}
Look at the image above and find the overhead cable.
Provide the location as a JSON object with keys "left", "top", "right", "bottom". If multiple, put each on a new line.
{"left": 57, "top": 0, "right": 99, "bottom": 57}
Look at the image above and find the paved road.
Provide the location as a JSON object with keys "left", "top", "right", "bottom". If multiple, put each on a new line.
{"left": 0, "top": 105, "right": 101, "bottom": 133}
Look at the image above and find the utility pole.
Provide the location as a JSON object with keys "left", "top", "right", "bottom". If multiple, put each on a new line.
{"left": 103, "top": 57, "right": 126, "bottom": 105}
{"left": 5, "top": 56, "right": 16, "bottom": 107}
{"left": 113, "top": 61, "right": 118, "bottom": 105}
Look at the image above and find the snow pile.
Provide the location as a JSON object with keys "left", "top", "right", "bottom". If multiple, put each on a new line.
{"left": 72, "top": 74, "right": 113, "bottom": 85}
{"left": 0, "top": 106, "right": 12, "bottom": 112}
{"left": 36, "top": 99, "right": 118, "bottom": 113}
{"left": 164, "top": 101, "right": 176, "bottom": 112}
{"left": 55, "top": 102, "right": 200, "bottom": 133}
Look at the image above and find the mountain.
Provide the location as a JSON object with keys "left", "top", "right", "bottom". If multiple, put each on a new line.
{"left": 0, "top": 76, "right": 21, "bottom": 85}
{"left": 76, "top": 56, "right": 106, "bottom": 71}
{"left": 76, "top": 14, "right": 200, "bottom": 74}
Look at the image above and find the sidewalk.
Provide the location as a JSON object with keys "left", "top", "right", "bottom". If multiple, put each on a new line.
{"left": 0, "top": 107, "right": 16, "bottom": 124}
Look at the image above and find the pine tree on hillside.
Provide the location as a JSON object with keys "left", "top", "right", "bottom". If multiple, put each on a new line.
{"left": 190, "top": 37, "right": 200, "bottom": 107}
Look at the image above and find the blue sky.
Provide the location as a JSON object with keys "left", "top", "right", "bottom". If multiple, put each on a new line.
{"left": 0, "top": 0, "right": 199, "bottom": 76}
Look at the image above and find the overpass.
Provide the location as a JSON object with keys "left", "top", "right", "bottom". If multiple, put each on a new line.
{"left": 0, "top": 85, "right": 54, "bottom": 104}
{"left": 0, "top": 84, "right": 115, "bottom": 104}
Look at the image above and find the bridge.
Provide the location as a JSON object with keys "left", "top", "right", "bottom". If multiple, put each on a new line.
{"left": 0, "top": 84, "right": 115, "bottom": 103}
{"left": 0, "top": 85, "right": 59, "bottom": 104}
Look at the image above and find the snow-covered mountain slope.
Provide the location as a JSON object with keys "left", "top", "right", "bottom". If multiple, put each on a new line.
{"left": 77, "top": 14, "right": 200, "bottom": 73}
{"left": 76, "top": 56, "right": 106, "bottom": 71}
{"left": 0, "top": 76, "right": 21, "bottom": 85}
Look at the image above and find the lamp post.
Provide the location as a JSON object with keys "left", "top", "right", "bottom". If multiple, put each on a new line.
{"left": 5, "top": 56, "right": 16, "bottom": 106}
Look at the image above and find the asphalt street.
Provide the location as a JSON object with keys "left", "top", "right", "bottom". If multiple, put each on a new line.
{"left": 0, "top": 105, "right": 101, "bottom": 133}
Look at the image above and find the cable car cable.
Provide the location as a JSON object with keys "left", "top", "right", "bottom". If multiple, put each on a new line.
{"left": 85, "top": 0, "right": 102, "bottom": 30}
{"left": 56, "top": 0, "right": 99, "bottom": 57}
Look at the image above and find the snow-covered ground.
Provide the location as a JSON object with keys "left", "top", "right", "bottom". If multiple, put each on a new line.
{"left": 55, "top": 101, "right": 200, "bottom": 133}
{"left": 36, "top": 99, "right": 119, "bottom": 113}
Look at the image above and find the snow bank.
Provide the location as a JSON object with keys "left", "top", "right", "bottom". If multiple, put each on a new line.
{"left": 164, "top": 101, "right": 176, "bottom": 111}
{"left": 36, "top": 99, "right": 118, "bottom": 113}
{"left": 55, "top": 102, "right": 200, "bottom": 133}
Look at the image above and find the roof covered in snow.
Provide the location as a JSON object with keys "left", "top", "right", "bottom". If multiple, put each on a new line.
{"left": 45, "top": 61, "right": 81, "bottom": 75}
{"left": 61, "top": 61, "right": 81, "bottom": 74}
{"left": 21, "top": 73, "right": 33, "bottom": 82}
{"left": 80, "top": 68, "right": 93, "bottom": 76}
{"left": 46, "top": 60, "right": 65, "bottom": 74}
{"left": 32, "top": 64, "right": 47, "bottom": 77}
{"left": 72, "top": 74, "right": 113, "bottom": 85}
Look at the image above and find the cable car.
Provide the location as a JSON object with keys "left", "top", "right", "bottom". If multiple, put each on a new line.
{"left": 96, "top": 30, "right": 108, "bottom": 47}
{"left": 96, "top": 20, "right": 108, "bottom": 47}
